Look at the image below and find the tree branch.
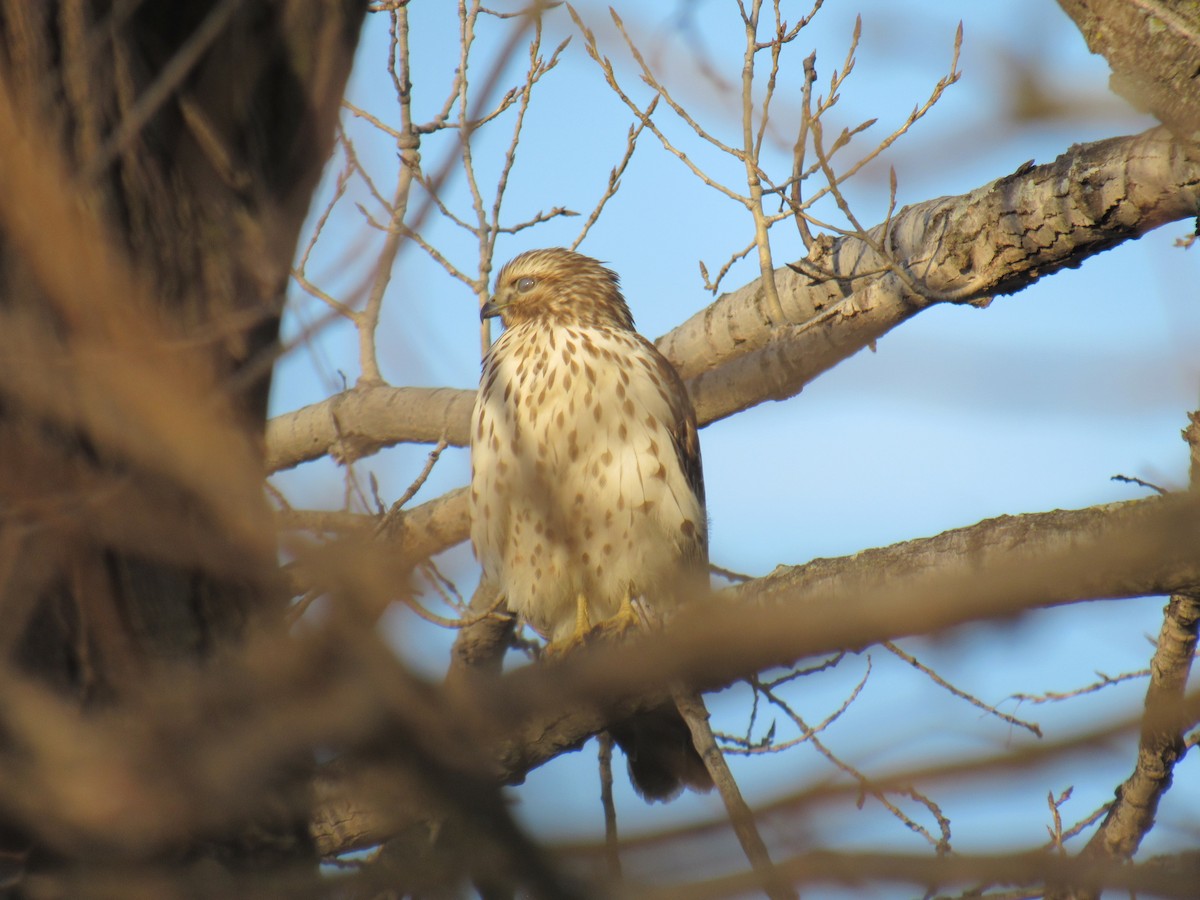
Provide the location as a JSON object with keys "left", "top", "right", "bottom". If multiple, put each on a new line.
{"left": 267, "top": 126, "right": 1200, "bottom": 488}
{"left": 315, "top": 493, "right": 1200, "bottom": 857}
{"left": 1057, "top": 0, "right": 1200, "bottom": 146}
{"left": 676, "top": 127, "right": 1200, "bottom": 424}
{"left": 1076, "top": 593, "right": 1200, "bottom": 857}
{"left": 1051, "top": 414, "right": 1200, "bottom": 900}
{"left": 672, "top": 686, "right": 795, "bottom": 900}
{"left": 265, "top": 385, "right": 474, "bottom": 471}
{"left": 632, "top": 847, "right": 1200, "bottom": 899}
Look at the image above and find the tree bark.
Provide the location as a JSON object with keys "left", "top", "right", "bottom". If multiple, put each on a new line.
{"left": 0, "top": 0, "right": 366, "bottom": 878}
{"left": 1057, "top": 0, "right": 1200, "bottom": 145}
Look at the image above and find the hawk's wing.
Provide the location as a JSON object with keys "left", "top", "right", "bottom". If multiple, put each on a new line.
{"left": 636, "top": 334, "right": 707, "bottom": 560}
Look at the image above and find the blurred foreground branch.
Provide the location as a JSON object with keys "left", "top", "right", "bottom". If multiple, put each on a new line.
{"left": 634, "top": 847, "right": 1200, "bottom": 900}
{"left": 315, "top": 493, "right": 1200, "bottom": 857}
{"left": 1048, "top": 414, "right": 1200, "bottom": 900}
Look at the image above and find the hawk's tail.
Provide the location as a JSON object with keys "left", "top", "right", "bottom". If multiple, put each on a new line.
{"left": 609, "top": 702, "right": 714, "bottom": 803}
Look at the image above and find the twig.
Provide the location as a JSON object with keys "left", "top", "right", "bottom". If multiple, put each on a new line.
{"left": 671, "top": 687, "right": 796, "bottom": 900}
{"left": 296, "top": 130, "right": 354, "bottom": 276}
{"left": 790, "top": 51, "right": 818, "bottom": 249}
{"left": 801, "top": 20, "right": 962, "bottom": 211}
{"left": 572, "top": 95, "right": 659, "bottom": 251}
{"left": 884, "top": 641, "right": 1042, "bottom": 737}
{"left": 1012, "top": 668, "right": 1152, "bottom": 705}
{"left": 1046, "top": 787, "right": 1070, "bottom": 853}
{"left": 700, "top": 236, "right": 757, "bottom": 296}
{"left": 290, "top": 268, "right": 357, "bottom": 320}
{"left": 736, "top": 0, "right": 785, "bottom": 322}
{"left": 402, "top": 589, "right": 508, "bottom": 631}
{"left": 1111, "top": 474, "right": 1169, "bottom": 495}
{"left": 496, "top": 206, "right": 578, "bottom": 233}
{"left": 341, "top": 98, "right": 405, "bottom": 141}
{"left": 1055, "top": 802, "right": 1110, "bottom": 847}
{"left": 420, "top": 557, "right": 466, "bottom": 611}
{"left": 761, "top": 652, "right": 846, "bottom": 690}
{"left": 720, "top": 659, "right": 864, "bottom": 756}
{"left": 597, "top": 732, "right": 622, "bottom": 880}
{"left": 376, "top": 435, "right": 449, "bottom": 535}
{"left": 355, "top": 4, "right": 421, "bottom": 385}
{"left": 755, "top": 677, "right": 951, "bottom": 851}
{"left": 568, "top": 6, "right": 746, "bottom": 208}
{"left": 966, "top": 800, "right": 1105, "bottom": 894}
{"left": 719, "top": 664, "right": 859, "bottom": 756}
{"left": 462, "top": 4, "right": 570, "bottom": 357}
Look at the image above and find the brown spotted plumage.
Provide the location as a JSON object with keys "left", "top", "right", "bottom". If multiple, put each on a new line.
{"left": 470, "top": 248, "right": 711, "bottom": 802}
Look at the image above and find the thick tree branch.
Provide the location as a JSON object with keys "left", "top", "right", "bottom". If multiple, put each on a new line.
{"left": 278, "top": 486, "right": 469, "bottom": 573}
{"left": 1077, "top": 594, "right": 1200, "bottom": 855}
{"left": 671, "top": 127, "right": 1200, "bottom": 422}
{"left": 265, "top": 385, "right": 474, "bottom": 471}
{"left": 633, "top": 847, "right": 1200, "bottom": 900}
{"left": 1052, "top": 415, "right": 1200, "bottom": 900}
{"left": 268, "top": 129, "right": 1200, "bottom": 551}
{"left": 498, "top": 497, "right": 1200, "bottom": 764}
{"left": 3, "top": 490, "right": 1196, "bottom": 873}
{"left": 315, "top": 493, "right": 1200, "bottom": 856}
{"left": 1057, "top": 0, "right": 1200, "bottom": 145}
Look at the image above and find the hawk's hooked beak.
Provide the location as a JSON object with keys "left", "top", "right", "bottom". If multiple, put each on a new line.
{"left": 480, "top": 297, "right": 505, "bottom": 321}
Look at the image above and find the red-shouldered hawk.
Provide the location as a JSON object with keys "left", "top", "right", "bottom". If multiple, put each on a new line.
{"left": 470, "top": 248, "right": 712, "bottom": 802}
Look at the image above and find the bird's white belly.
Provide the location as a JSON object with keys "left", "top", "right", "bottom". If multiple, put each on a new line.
{"left": 470, "top": 325, "right": 703, "bottom": 643}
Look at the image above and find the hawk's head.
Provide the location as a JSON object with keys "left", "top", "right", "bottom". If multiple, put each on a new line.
{"left": 482, "top": 248, "right": 635, "bottom": 331}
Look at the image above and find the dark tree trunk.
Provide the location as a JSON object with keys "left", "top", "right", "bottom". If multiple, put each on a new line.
{"left": 0, "top": 0, "right": 366, "bottom": 884}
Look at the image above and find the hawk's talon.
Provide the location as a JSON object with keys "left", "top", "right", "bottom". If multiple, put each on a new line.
{"left": 593, "top": 592, "right": 643, "bottom": 639}
{"left": 545, "top": 593, "right": 647, "bottom": 657}
{"left": 575, "top": 592, "right": 592, "bottom": 636}
{"left": 544, "top": 594, "right": 595, "bottom": 658}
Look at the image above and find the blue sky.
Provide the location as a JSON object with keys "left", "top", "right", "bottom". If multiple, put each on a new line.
{"left": 271, "top": 0, "right": 1200, "bottom": 883}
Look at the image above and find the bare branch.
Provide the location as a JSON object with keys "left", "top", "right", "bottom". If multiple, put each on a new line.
{"left": 567, "top": 6, "right": 747, "bottom": 205}
{"left": 355, "top": 5, "right": 420, "bottom": 385}
{"left": 884, "top": 641, "right": 1042, "bottom": 738}
{"left": 672, "top": 686, "right": 795, "bottom": 900}
{"left": 572, "top": 95, "right": 659, "bottom": 250}
{"left": 378, "top": 435, "right": 449, "bottom": 530}
{"left": 597, "top": 732, "right": 622, "bottom": 880}
{"left": 269, "top": 130, "right": 1200, "bottom": 488}
{"left": 1012, "top": 668, "right": 1153, "bottom": 706}
{"left": 266, "top": 385, "right": 474, "bottom": 471}
{"left": 316, "top": 494, "right": 1200, "bottom": 855}
{"left": 1057, "top": 414, "right": 1200, "bottom": 898}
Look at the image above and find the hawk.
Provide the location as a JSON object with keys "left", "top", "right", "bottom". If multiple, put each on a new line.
{"left": 470, "top": 248, "right": 713, "bottom": 801}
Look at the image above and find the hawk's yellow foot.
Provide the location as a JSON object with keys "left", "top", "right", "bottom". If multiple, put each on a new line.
{"left": 594, "top": 592, "right": 642, "bottom": 638}
{"left": 544, "top": 593, "right": 594, "bottom": 657}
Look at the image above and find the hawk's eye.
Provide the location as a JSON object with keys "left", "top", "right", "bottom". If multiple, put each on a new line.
{"left": 516, "top": 276, "right": 536, "bottom": 293}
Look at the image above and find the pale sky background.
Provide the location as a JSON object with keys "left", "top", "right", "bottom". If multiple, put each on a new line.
{"left": 271, "top": 1, "right": 1200, "bottom": 892}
